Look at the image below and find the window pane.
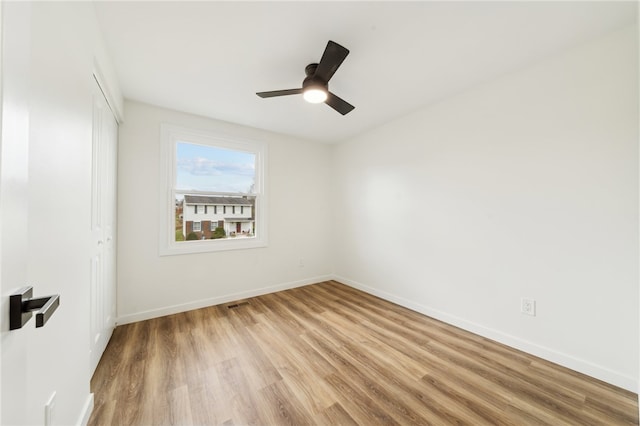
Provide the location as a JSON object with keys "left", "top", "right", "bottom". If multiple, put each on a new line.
{"left": 176, "top": 193, "right": 256, "bottom": 242}
{"left": 160, "top": 123, "right": 267, "bottom": 255}
{"left": 174, "top": 142, "right": 257, "bottom": 243}
{"left": 176, "top": 142, "right": 256, "bottom": 193}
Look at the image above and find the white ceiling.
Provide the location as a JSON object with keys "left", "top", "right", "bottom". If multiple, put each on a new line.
{"left": 94, "top": 1, "right": 636, "bottom": 144}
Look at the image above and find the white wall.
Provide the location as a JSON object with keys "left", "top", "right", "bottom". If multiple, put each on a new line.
{"left": 5, "top": 2, "right": 122, "bottom": 425}
{"left": 333, "top": 26, "right": 638, "bottom": 391}
{"left": 117, "top": 101, "right": 333, "bottom": 323}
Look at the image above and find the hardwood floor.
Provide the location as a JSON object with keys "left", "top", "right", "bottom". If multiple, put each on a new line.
{"left": 89, "top": 281, "right": 638, "bottom": 425}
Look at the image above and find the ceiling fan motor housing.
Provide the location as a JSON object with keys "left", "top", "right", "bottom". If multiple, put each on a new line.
{"left": 304, "top": 63, "right": 318, "bottom": 76}
{"left": 303, "top": 63, "right": 328, "bottom": 91}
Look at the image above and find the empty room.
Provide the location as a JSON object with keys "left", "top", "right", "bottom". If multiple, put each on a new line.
{"left": 0, "top": 1, "right": 638, "bottom": 425}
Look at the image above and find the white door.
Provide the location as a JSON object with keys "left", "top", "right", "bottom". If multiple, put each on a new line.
{"left": 89, "top": 78, "right": 118, "bottom": 376}
{"left": 0, "top": 2, "right": 33, "bottom": 424}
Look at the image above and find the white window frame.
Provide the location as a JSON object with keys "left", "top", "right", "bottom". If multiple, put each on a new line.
{"left": 159, "top": 124, "right": 267, "bottom": 256}
{"left": 192, "top": 221, "right": 201, "bottom": 232}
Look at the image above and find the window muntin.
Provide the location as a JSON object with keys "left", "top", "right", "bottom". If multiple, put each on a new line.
{"left": 159, "top": 124, "right": 267, "bottom": 255}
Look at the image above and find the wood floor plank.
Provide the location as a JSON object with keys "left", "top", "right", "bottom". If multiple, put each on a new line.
{"left": 168, "top": 385, "right": 194, "bottom": 426}
{"left": 89, "top": 280, "right": 638, "bottom": 426}
{"left": 300, "top": 328, "right": 436, "bottom": 425}
{"left": 256, "top": 380, "right": 314, "bottom": 425}
{"left": 504, "top": 398, "right": 575, "bottom": 426}
{"left": 217, "top": 357, "right": 262, "bottom": 425}
{"left": 319, "top": 309, "right": 427, "bottom": 380}
{"left": 247, "top": 322, "right": 337, "bottom": 416}
{"left": 314, "top": 402, "right": 359, "bottom": 426}
{"left": 322, "top": 372, "right": 402, "bottom": 425}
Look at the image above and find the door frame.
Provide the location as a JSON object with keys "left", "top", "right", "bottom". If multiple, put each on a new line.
{"left": 0, "top": 3, "right": 4, "bottom": 420}
{"left": 92, "top": 61, "right": 123, "bottom": 125}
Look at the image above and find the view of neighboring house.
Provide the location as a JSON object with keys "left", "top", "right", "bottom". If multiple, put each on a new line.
{"left": 181, "top": 195, "right": 254, "bottom": 239}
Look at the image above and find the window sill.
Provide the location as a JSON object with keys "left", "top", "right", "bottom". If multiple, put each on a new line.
{"left": 159, "top": 236, "right": 267, "bottom": 256}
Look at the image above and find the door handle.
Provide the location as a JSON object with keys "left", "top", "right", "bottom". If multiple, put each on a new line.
{"left": 9, "top": 286, "right": 60, "bottom": 330}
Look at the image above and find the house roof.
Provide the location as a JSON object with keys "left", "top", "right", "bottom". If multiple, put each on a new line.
{"left": 184, "top": 195, "right": 253, "bottom": 206}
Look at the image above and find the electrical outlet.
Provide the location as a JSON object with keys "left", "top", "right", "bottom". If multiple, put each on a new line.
{"left": 298, "top": 258, "right": 304, "bottom": 268}
{"left": 44, "top": 391, "right": 56, "bottom": 426}
{"left": 521, "top": 298, "right": 536, "bottom": 316}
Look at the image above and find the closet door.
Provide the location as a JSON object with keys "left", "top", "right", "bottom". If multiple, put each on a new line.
{"left": 89, "top": 77, "right": 118, "bottom": 376}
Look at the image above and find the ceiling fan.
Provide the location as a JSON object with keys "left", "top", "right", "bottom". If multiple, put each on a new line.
{"left": 256, "top": 40, "right": 355, "bottom": 115}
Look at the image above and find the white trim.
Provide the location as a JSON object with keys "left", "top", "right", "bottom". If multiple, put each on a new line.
{"left": 116, "top": 274, "right": 332, "bottom": 325}
{"left": 159, "top": 123, "right": 268, "bottom": 256}
{"left": 76, "top": 393, "right": 94, "bottom": 426}
{"left": 92, "top": 60, "right": 123, "bottom": 123}
{"left": 333, "top": 274, "right": 638, "bottom": 393}
{"left": 0, "top": 3, "right": 3, "bottom": 422}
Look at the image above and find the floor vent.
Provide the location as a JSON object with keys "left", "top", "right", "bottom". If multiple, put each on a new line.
{"left": 227, "top": 302, "right": 250, "bottom": 309}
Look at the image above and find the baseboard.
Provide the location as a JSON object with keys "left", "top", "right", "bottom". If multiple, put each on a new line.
{"left": 116, "top": 274, "right": 333, "bottom": 325}
{"left": 332, "top": 274, "right": 638, "bottom": 393}
{"left": 77, "top": 393, "right": 94, "bottom": 426}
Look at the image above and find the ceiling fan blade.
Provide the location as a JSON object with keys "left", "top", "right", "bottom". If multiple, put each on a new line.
{"left": 256, "top": 88, "right": 303, "bottom": 98}
{"left": 314, "top": 40, "right": 349, "bottom": 83}
{"left": 325, "top": 92, "right": 355, "bottom": 115}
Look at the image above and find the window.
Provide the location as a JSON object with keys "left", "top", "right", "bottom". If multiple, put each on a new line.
{"left": 159, "top": 124, "right": 267, "bottom": 255}
{"left": 232, "top": 206, "right": 236, "bottom": 214}
{"left": 241, "top": 206, "right": 244, "bottom": 215}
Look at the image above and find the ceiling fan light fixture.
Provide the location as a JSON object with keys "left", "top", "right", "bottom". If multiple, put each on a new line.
{"left": 303, "top": 87, "right": 328, "bottom": 104}
{"left": 256, "top": 40, "right": 355, "bottom": 114}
